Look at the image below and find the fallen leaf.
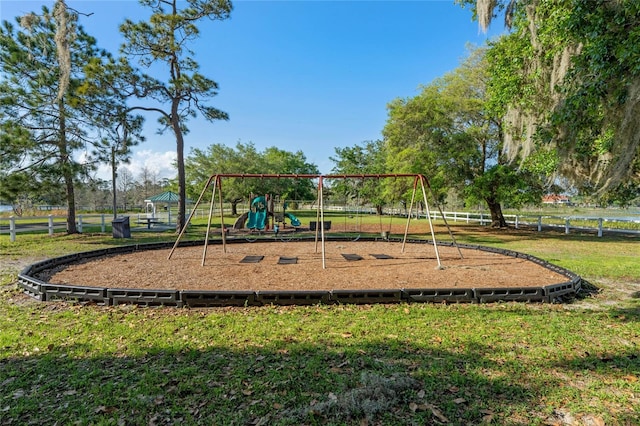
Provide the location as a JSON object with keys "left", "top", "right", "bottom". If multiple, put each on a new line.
{"left": 95, "top": 405, "right": 117, "bottom": 414}
{"left": 428, "top": 404, "right": 449, "bottom": 423}
{"left": 453, "top": 397, "right": 466, "bottom": 404}
{"left": 482, "top": 413, "right": 494, "bottom": 423}
{"left": 148, "top": 413, "right": 160, "bottom": 426}
{"left": 581, "top": 415, "right": 605, "bottom": 426}
{"left": 409, "top": 402, "right": 418, "bottom": 412}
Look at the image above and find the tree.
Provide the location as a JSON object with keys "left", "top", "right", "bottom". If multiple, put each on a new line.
{"left": 119, "top": 0, "right": 233, "bottom": 232}
{"left": 117, "top": 168, "right": 136, "bottom": 212}
{"left": 383, "top": 48, "right": 544, "bottom": 227}
{"left": 184, "top": 142, "right": 319, "bottom": 215}
{"left": 138, "top": 167, "right": 160, "bottom": 201}
{"left": 460, "top": 0, "right": 640, "bottom": 198}
{"left": 261, "top": 146, "right": 319, "bottom": 201}
{"left": 81, "top": 59, "right": 147, "bottom": 219}
{"left": 0, "top": 2, "right": 119, "bottom": 232}
{"left": 330, "top": 140, "right": 390, "bottom": 215}
{"left": 185, "top": 142, "right": 260, "bottom": 215}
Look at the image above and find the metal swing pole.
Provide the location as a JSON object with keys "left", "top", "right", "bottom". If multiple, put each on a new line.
{"left": 419, "top": 175, "right": 442, "bottom": 269}
{"left": 201, "top": 175, "right": 219, "bottom": 266}
{"left": 401, "top": 176, "right": 419, "bottom": 253}
{"left": 217, "top": 176, "right": 227, "bottom": 254}
{"left": 421, "top": 176, "right": 464, "bottom": 260}
{"left": 168, "top": 174, "right": 215, "bottom": 260}
{"left": 314, "top": 179, "right": 321, "bottom": 253}
{"left": 319, "top": 176, "right": 327, "bottom": 269}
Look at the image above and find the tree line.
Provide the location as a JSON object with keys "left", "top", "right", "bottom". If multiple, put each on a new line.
{"left": 1, "top": 0, "right": 231, "bottom": 232}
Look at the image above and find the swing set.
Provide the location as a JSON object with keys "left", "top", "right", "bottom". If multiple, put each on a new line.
{"left": 337, "top": 179, "right": 398, "bottom": 241}
{"left": 168, "top": 173, "right": 463, "bottom": 269}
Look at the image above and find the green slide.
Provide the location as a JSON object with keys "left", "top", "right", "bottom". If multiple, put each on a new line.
{"left": 247, "top": 196, "right": 268, "bottom": 230}
{"left": 285, "top": 212, "right": 301, "bottom": 227}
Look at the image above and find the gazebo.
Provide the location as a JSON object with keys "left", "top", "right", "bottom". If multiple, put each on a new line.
{"left": 144, "top": 191, "right": 180, "bottom": 223}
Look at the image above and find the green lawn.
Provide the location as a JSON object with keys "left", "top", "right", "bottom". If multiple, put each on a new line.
{"left": 1, "top": 223, "right": 638, "bottom": 425}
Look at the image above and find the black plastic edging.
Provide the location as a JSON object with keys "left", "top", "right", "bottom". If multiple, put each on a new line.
{"left": 330, "top": 289, "right": 403, "bottom": 305}
{"left": 16, "top": 239, "right": 581, "bottom": 307}
{"left": 181, "top": 290, "right": 256, "bottom": 307}
{"left": 255, "top": 290, "right": 332, "bottom": 306}
{"left": 474, "top": 287, "right": 547, "bottom": 303}
{"left": 402, "top": 288, "right": 475, "bottom": 303}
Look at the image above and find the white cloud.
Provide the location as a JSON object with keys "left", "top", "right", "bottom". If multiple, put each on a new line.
{"left": 93, "top": 150, "right": 177, "bottom": 181}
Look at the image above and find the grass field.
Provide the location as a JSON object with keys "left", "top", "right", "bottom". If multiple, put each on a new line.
{"left": 1, "top": 221, "right": 638, "bottom": 425}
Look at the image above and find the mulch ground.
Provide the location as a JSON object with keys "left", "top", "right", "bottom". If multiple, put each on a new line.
{"left": 46, "top": 239, "right": 569, "bottom": 292}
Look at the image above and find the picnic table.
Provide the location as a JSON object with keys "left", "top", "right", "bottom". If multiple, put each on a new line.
{"left": 139, "top": 217, "right": 161, "bottom": 229}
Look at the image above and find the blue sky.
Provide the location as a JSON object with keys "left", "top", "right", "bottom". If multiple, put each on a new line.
{"left": 1, "top": 0, "right": 503, "bottom": 180}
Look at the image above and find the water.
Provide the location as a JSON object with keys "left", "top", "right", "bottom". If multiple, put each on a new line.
{"left": 0, "top": 205, "right": 12, "bottom": 212}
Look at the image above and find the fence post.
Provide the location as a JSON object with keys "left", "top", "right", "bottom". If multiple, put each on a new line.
{"left": 101, "top": 214, "right": 106, "bottom": 233}
{"left": 598, "top": 218, "right": 603, "bottom": 237}
{"left": 466, "top": 212, "right": 470, "bottom": 224}
{"left": 78, "top": 214, "right": 83, "bottom": 233}
{"left": 565, "top": 218, "right": 570, "bottom": 234}
{"left": 537, "top": 216, "right": 542, "bottom": 232}
{"left": 9, "top": 216, "right": 16, "bottom": 242}
{"left": 48, "top": 215, "right": 54, "bottom": 236}
{"left": 515, "top": 215, "right": 519, "bottom": 229}
{"left": 480, "top": 213, "right": 484, "bottom": 226}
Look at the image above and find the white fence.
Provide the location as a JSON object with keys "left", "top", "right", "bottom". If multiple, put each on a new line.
{"left": 430, "top": 211, "right": 639, "bottom": 237}
{"left": 0, "top": 212, "right": 177, "bottom": 242}
{"left": 2, "top": 209, "right": 639, "bottom": 242}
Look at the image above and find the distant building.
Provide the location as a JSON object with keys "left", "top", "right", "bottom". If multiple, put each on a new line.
{"left": 542, "top": 194, "right": 571, "bottom": 205}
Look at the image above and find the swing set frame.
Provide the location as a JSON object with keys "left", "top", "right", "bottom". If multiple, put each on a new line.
{"left": 168, "top": 173, "right": 463, "bottom": 269}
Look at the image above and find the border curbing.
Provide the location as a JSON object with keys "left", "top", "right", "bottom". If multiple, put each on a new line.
{"left": 17, "top": 238, "right": 582, "bottom": 307}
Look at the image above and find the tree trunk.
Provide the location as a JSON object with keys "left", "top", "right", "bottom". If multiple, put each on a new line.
{"left": 231, "top": 200, "right": 239, "bottom": 216}
{"left": 111, "top": 146, "right": 118, "bottom": 220}
{"left": 172, "top": 101, "right": 187, "bottom": 233}
{"left": 485, "top": 197, "right": 507, "bottom": 228}
{"left": 59, "top": 100, "right": 78, "bottom": 234}
{"left": 64, "top": 167, "right": 77, "bottom": 233}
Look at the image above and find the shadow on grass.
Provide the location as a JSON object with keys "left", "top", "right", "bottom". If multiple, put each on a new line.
{"left": 1, "top": 339, "right": 551, "bottom": 425}
{"left": 607, "top": 303, "right": 640, "bottom": 322}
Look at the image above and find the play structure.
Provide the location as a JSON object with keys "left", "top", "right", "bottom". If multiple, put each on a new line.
{"left": 232, "top": 195, "right": 302, "bottom": 231}
{"left": 168, "top": 173, "right": 464, "bottom": 268}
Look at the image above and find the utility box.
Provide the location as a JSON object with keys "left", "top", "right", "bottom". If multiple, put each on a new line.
{"left": 112, "top": 216, "right": 131, "bottom": 238}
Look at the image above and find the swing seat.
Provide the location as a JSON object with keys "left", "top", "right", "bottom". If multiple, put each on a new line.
{"left": 309, "top": 221, "right": 331, "bottom": 231}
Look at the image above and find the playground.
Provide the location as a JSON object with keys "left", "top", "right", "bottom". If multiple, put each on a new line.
{"left": 17, "top": 174, "right": 582, "bottom": 305}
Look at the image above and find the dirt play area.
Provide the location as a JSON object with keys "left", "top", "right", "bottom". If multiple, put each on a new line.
{"left": 44, "top": 239, "right": 570, "bottom": 292}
